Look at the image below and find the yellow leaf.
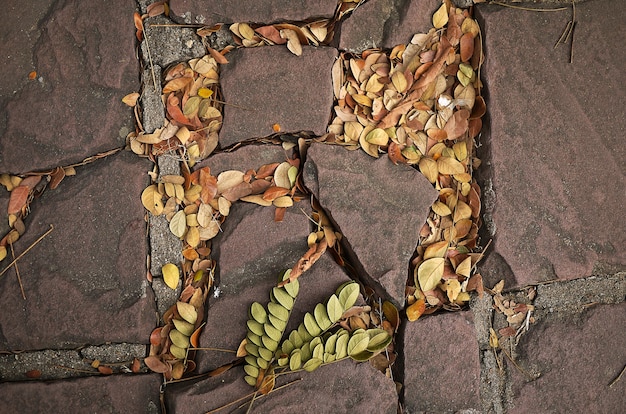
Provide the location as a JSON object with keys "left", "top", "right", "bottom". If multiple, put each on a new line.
{"left": 432, "top": 201, "right": 452, "bottom": 217}
{"left": 453, "top": 200, "right": 472, "bottom": 222}
{"left": 437, "top": 156, "right": 465, "bottom": 175}
{"left": 273, "top": 196, "right": 293, "bottom": 208}
{"left": 218, "top": 196, "right": 231, "bottom": 216}
{"left": 455, "top": 256, "right": 472, "bottom": 277}
{"left": 489, "top": 328, "right": 499, "bottom": 348}
{"left": 121, "top": 92, "right": 140, "bottom": 107}
{"left": 0, "top": 245, "right": 6, "bottom": 262}
{"left": 391, "top": 71, "right": 408, "bottom": 93}
{"left": 141, "top": 185, "right": 164, "bottom": 215}
{"left": 185, "top": 226, "right": 200, "bottom": 248}
{"left": 417, "top": 257, "right": 445, "bottom": 292}
{"left": 419, "top": 157, "right": 438, "bottom": 183}
{"left": 169, "top": 210, "right": 187, "bottom": 238}
{"left": 162, "top": 263, "right": 180, "bottom": 290}
{"left": 423, "top": 241, "right": 448, "bottom": 259}
{"left": 365, "top": 128, "right": 389, "bottom": 146}
{"left": 444, "top": 279, "right": 461, "bottom": 302}
{"left": 432, "top": 3, "right": 449, "bottom": 29}
{"left": 197, "top": 88, "right": 213, "bottom": 98}
{"left": 240, "top": 195, "right": 272, "bottom": 207}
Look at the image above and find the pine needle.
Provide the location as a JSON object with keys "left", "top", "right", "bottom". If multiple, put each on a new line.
{"left": 0, "top": 225, "right": 54, "bottom": 279}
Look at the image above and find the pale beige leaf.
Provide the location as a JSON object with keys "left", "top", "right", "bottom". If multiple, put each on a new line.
{"left": 240, "top": 194, "right": 272, "bottom": 207}
{"left": 274, "top": 162, "right": 293, "bottom": 189}
{"left": 432, "top": 3, "right": 449, "bottom": 29}
{"left": 365, "top": 128, "right": 389, "bottom": 146}
{"left": 437, "top": 156, "right": 465, "bottom": 175}
{"left": 417, "top": 257, "right": 445, "bottom": 292}
{"left": 141, "top": 185, "right": 164, "bottom": 215}
{"left": 197, "top": 203, "right": 213, "bottom": 227}
{"left": 169, "top": 210, "right": 187, "bottom": 238}
{"left": 217, "top": 170, "right": 245, "bottom": 194}
{"left": 419, "top": 157, "right": 438, "bottom": 183}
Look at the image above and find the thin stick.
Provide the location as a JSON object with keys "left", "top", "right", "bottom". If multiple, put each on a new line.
{"left": 147, "top": 23, "right": 204, "bottom": 28}
{"left": 500, "top": 346, "right": 537, "bottom": 381}
{"left": 9, "top": 241, "right": 25, "bottom": 300}
{"left": 142, "top": 22, "right": 158, "bottom": 91}
{"left": 187, "top": 347, "right": 236, "bottom": 353}
{"left": 569, "top": 1, "right": 577, "bottom": 64}
{"left": 490, "top": 1, "right": 567, "bottom": 12}
{"left": 609, "top": 364, "right": 626, "bottom": 387}
{"left": 553, "top": 21, "right": 572, "bottom": 48}
{"left": 0, "top": 225, "right": 54, "bottom": 279}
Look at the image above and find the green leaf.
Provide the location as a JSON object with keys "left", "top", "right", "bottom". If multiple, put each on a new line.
{"left": 176, "top": 301, "right": 198, "bottom": 325}
{"left": 367, "top": 330, "right": 392, "bottom": 352}
{"left": 245, "top": 355, "right": 258, "bottom": 367}
{"left": 327, "top": 294, "right": 343, "bottom": 323}
{"left": 247, "top": 332, "right": 262, "bottom": 347}
{"left": 257, "top": 357, "right": 269, "bottom": 370}
{"left": 325, "top": 333, "right": 338, "bottom": 354}
{"left": 281, "top": 339, "right": 295, "bottom": 355}
{"left": 338, "top": 282, "right": 360, "bottom": 310}
{"left": 250, "top": 302, "right": 267, "bottom": 324}
{"left": 264, "top": 323, "right": 282, "bottom": 342}
{"left": 245, "top": 343, "right": 259, "bottom": 357}
{"left": 312, "top": 343, "right": 324, "bottom": 360}
{"left": 172, "top": 318, "right": 194, "bottom": 336}
{"left": 303, "top": 358, "right": 323, "bottom": 372}
{"left": 335, "top": 333, "right": 349, "bottom": 359}
{"left": 281, "top": 269, "right": 300, "bottom": 297}
{"left": 314, "top": 303, "right": 332, "bottom": 330}
{"left": 300, "top": 342, "right": 312, "bottom": 363}
{"left": 289, "top": 350, "right": 302, "bottom": 371}
{"left": 272, "top": 287, "right": 294, "bottom": 310}
{"left": 258, "top": 347, "right": 273, "bottom": 361}
{"left": 244, "top": 375, "right": 257, "bottom": 386}
{"left": 262, "top": 335, "right": 279, "bottom": 352}
{"left": 304, "top": 313, "right": 322, "bottom": 337}
{"left": 347, "top": 332, "right": 369, "bottom": 356}
{"left": 247, "top": 320, "right": 265, "bottom": 337}
{"left": 268, "top": 302, "right": 290, "bottom": 322}
{"left": 268, "top": 314, "right": 287, "bottom": 332}
{"left": 244, "top": 364, "right": 259, "bottom": 378}
{"left": 350, "top": 350, "right": 375, "bottom": 362}
{"left": 324, "top": 353, "right": 336, "bottom": 363}
{"left": 290, "top": 331, "right": 304, "bottom": 348}
{"left": 298, "top": 324, "right": 313, "bottom": 343}
{"left": 169, "top": 329, "right": 190, "bottom": 349}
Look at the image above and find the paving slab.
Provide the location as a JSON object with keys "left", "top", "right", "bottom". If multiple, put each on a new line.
{"left": 508, "top": 302, "right": 626, "bottom": 413}
{"left": 0, "top": 374, "right": 162, "bottom": 413}
{"left": 403, "top": 311, "right": 482, "bottom": 413}
{"left": 166, "top": 357, "right": 397, "bottom": 414}
{"left": 0, "top": 0, "right": 138, "bottom": 174}
{"left": 0, "top": 151, "right": 156, "bottom": 350}
{"left": 218, "top": 46, "right": 338, "bottom": 147}
{"left": 339, "top": 0, "right": 440, "bottom": 52}
{"left": 303, "top": 143, "right": 438, "bottom": 306}
{"left": 476, "top": 0, "right": 626, "bottom": 287}
{"left": 170, "top": 0, "right": 338, "bottom": 26}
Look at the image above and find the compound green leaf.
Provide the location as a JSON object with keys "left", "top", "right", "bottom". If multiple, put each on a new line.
{"left": 314, "top": 303, "right": 332, "bottom": 330}
{"left": 327, "top": 294, "right": 343, "bottom": 323}
{"left": 338, "top": 282, "right": 360, "bottom": 310}
{"left": 304, "top": 313, "right": 322, "bottom": 337}
{"left": 272, "top": 287, "right": 294, "bottom": 310}
{"left": 347, "top": 332, "right": 370, "bottom": 357}
{"left": 303, "top": 358, "right": 323, "bottom": 372}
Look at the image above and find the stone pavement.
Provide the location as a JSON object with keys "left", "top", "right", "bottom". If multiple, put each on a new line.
{"left": 0, "top": 1, "right": 624, "bottom": 413}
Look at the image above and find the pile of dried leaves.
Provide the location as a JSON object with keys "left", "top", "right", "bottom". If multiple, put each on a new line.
{"left": 136, "top": 0, "right": 487, "bottom": 382}
{"left": 321, "top": 1, "right": 486, "bottom": 319}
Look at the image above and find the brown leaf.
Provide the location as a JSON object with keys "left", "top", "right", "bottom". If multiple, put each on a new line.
{"left": 207, "top": 46, "right": 229, "bottom": 65}
{"left": 443, "top": 109, "right": 469, "bottom": 141}
{"left": 460, "top": 32, "right": 474, "bottom": 63}
{"left": 98, "top": 365, "right": 113, "bottom": 375}
{"left": 25, "top": 369, "right": 41, "bottom": 379}
{"left": 144, "top": 356, "right": 170, "bottom": 373}
{"left": 255, "top": 25, "right": 286, "bottom": 44}
{"left": 199, "top": 168, "right": 217, "bottom": 204}
{"left": 7, "top": 186, "right": 29, "bottom": 215}
{"left": 263, "top": 186, "right": 290, "bottom": 201}
{"left": 279, "top": 239, "right": 328, "bottom": 286}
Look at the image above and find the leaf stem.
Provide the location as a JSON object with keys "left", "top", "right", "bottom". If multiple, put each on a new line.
{"left": 0, "top": 225, "right": 54, "bottom": 279}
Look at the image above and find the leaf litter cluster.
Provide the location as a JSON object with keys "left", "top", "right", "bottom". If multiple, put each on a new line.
{"left": 133, "top": 0, "right": 487, "bottom": 398}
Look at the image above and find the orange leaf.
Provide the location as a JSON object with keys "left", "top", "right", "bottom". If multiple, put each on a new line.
{"left": 199, "top": 168, "right": 217, "bottom": 204}
{"left": 262, "top": 186, "right": 290, "bottom": 201}
{"left": 190, "top": 326, "right": 203, "bottom": 348}
{"left": 255, "top": 163, "right": 280, "bottom": 179}
{"left": 132, "top": 358, "right": 141, "bottom": 373}
{"left": 255, "top": 25, "right": 286, "bottom": 44}
{"left": 406, "top": 298, "right": 426, "bottom": 321}
{"left": 460, "top": 32, "right": 474, "bottom": 63}
{"left": 8, "top": 186, "right": 29, "bottom": 215}
{"left": 98, "top": 366, "right": 113, "bottom": 375}
{"left": 387, "top": 142, "right": 406, "bottom": 165}
{"left": 25, "top": 369, "right": 41, "bottom": 379}
{"left": 274, "top": 206, "right": 286, "bottom": 222}
{"left": 207, "top": 46, "right": 229, "bottom": 65}
{"left": 144, "top": 356, "right": 170, "bottom": 373}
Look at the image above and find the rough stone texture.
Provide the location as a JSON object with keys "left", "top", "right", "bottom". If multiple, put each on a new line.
{"left": 141, "top": 66, "right": 165, "bottom": 134}
{"left": 403, "top": 311, "right": 482, "bottom": 413}
{"left": 196, "top": 200, "right": 311, "bottom": 372}
{"left": 0, "top": 0, "right": 138, "bottom": 174}
{"left": 339, "top": 0, "right": 441, "bottom": 53}
{"left": 0, "top": 152, "right": 156, "bottom": 350}
{"left": 141, "top": 15, "right": 206, "bottom": 68}
{"left": 303, "top": 143, "right": 438, "bottom": 306}
{"left": 170, "top": 0, "right": 338, "bottom": 26}
{"left": 166, "top": 358, "right": 397, "bottom": 413}
{"left": 476, "top": 0, "right": 626, "bottom": 287}
{"left": 218, "top": 47, "right": 337, "bottom": 147}
{"left": 195, "top": 144, "right": 293, "bottom": 174}
{"left": 0, "top": 190, "right": 9, "bottom": 238}
{"left": 509, "top": 303, "right": 626, "bottom": 414}
{"left": 0, "top": 374, "right": 162, "bottom": 413}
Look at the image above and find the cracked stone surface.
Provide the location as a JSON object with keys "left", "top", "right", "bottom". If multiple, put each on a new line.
{"left": 0, "top": 0, "right": 137, "bottom": 174}
{"left": 476, "top": 0, "right": 626, "bottom": 287}
{"left": 339, "top": 0, "right": 441, "bottom": 52}
{"left": 218, "top": 46, "right": 338, "bottom": 147}
{"left": 303, "top": 143, "right": 438, "bottom": 306}
{"left": 0, "top": 374, "right": 162, "bottom": 413}
{"left": 169, "top": 0, "right": 338, "bottom": 26}
{"left": 0, "top": 151, "right": 156, "bottom": 350}
{"left": 166, "top": 358, "right": 397, "bottom": 414}
{"left": 403, "top": 311, "right": 482, "bottom": 413}
{"left": 509, "top": 302, "right": 626, "bottom": 413}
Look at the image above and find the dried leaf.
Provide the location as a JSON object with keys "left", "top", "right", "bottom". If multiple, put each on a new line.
{"left": 177, "top": 301, "right": 198, "bottom": 325}
{"left": 417, "top": 257, "right": 445, "bottom": 292}
{"left": 460, "top": 32, "right": 474, "bottom": 63}
{"left": 432, "top": 3, "right": 449, "bottom": 29}
{"left": 169, "top": 210, "right": 187, "bottom": 238}
{"left": 406, "top": 298, "right": 426, "bottom": 322}
{"left": 419, "top": 157, "right": 438, "bottom": 183}
{"left": 7, "top": 186, "right": 29, "bottom": 215}
{"left": 437, "top": 156, "right": 465, "bottom": 175}
{"left": 144, "top": 356, "right": 169, "bottom": 373}
{"left": 141, "top": 185, "right": 164, "bottom": 215}
{"left": 122, "top": 92, "right": 140, "bottom": 107}
{"left": 162, "top": 263, "right": 180, "bottom": 290}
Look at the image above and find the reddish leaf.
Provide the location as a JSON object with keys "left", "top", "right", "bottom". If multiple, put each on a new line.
{"left": 25, "top": 369, "right": 41, "bottom": 379}
{"left": 131, "top": 358, "right": 141, "bottom": 373}
{"left": 443, "top": 109, "right": 470, "bottom": 141}
{"left": 8, "top": 186, "right": 29, "bottom": 215}
{"left": 255, "top": 25, "right": 286, "bottom": 44}
{"left": 144, "top": 356, "right": 170, "bottom": 373}
{"left": 460, "top": 32, "right": 474, "bottom": 63}
{"left": 98, "top": 365, "right": 113, "bottom": 375}
{"left": 49, "top": 167, "right": 66, "bottom": 190}
{"left": 207, "top": 46, "right": 229, "bottom": 65}
{"left": 199, "top": 168, "right": 217, "bottom": 203}
{"left": 255, "top": 163, "right": 280, "bottom": 179}
{"left": 387, "top": 142, "right": 406, "bottom": 165}
{"left": 150, "top": 327, "right": 162, "bottom": 346}
{"left": 208, "top": 363, "right": 233, "bottom": 377}
{"left": 262, "top": 186, "right": 290, "bottom": 201}
{"left": 274, "top": 206, "right": 286, "bottom": 222}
